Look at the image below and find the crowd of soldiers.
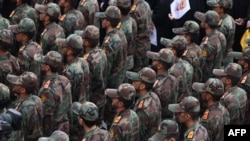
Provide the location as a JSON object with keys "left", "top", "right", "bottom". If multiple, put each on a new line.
{"left": 0, "top": 0, "right": 249, "bottom": 141}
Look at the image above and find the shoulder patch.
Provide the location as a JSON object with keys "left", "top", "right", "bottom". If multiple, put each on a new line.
{"left": 187, "top": 130, "right": 194, "bottom": 139}
{"left": 59, "top": 14, "right": 66, "bottom": 21}
{"left": 40, "top": 95, "right": 46, "bottom": 103}
{"left": 116, "top": 22, "right": 121, "bottom": 29}
{"left": 131, "top": 5, "right": 137, "bottom": 11}
{"left": 241, "top": 76, "right": 247, "bottom": 84}
{"left": 19, "top": 46, "right": 25, "bottom": 52}
{"left": 9, "top": 10, "right": 15, "bottom": 18}
{"left": 113, "top": 115, "right": 122, "bottom": 123}
{"left": 202, "top": 49, "right": 207, "bottom": 57}
{"left": 182, "top": 50, "right": 188, "bottom": 56}
{"left": 203, "top": 37, "right": 208, "bottom": 45}
{"left": 110, "top": 129, "right": 114, "bottom": 138}
{"left": 104, "top": 36, "right": 110, "bottom": 44}
{"left": 43, "top": 80, "right": 51, "bottom": 89}
{"left": 202, "top": 110, "right": 209, "bottom": 120}
{"left": 83, "top": 53, "right": 89, "bottom": 60}
{"left": 218, "top": 19, "right": 222, "bottom": 26}
{"left": 153, "top": 80, "right": 159, "bottom": 88}
{"left": 40, "top": 42, "right": 43, "bottom": 49}
{"left": 137, "top": 100, "right": 144, "bottom": 109}
{"left": 41, "top": 28, "right": 47, "bottom": 36}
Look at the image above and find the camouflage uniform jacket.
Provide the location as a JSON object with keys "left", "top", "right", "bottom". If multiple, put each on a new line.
{"left": 200, "top": 102, "right": 230, "bottom": 141}
{"left": 63, "top": 58, "right": 89, "bottom": 102}
{"left": 0, "top": 52, "right": 20, "bottom": 84}
{"left": 38, "top": 73, "right": 72, "bottom": 136}
{"left": 18, "top": 40, "right": 42, "bottom": 80}
{"left": 133, "top": 91, "right": 162, "bottom": 140}
{"left": 84, "top": 47, "right": 108, "bottom": 108}
{"left": 101, "top": 29, "right": 125, "bottom": 88}
{"left": 152, "top": 71, "right": 178, "bottom": 118}
{"left": 184, "top": 122, "right": 210, "bottom": 141}
{"left": 109, "top": 109, "right": 140, "bottom": 141}
{"left": 40, "top": 22, "right": 65, "bottom": 54}
{"left": 58, "top": 8, "right": 85, "bottom": 37}
{"left": 82, "top": 127, "right": 111, "bottom": 141}
{"left": 169, "top": 58, "right": 194, "bottom": 102}
{"left": 77, "top": 0, "right": 100, "bottom": 28}
{"left": 200, "top": 30, "right": 226, "bottom": 82}
{"left": 220, "top": 86, "right": 247, "bottom": 125}
{"left": 0, "top": 15, "right": 10, "bottom": 30}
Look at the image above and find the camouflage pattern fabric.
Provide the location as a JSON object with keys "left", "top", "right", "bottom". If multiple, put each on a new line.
{"left": 183, "top": 122, "right": 210, "bottom": 141}
{"left": 0, "top": 15, "right": 10, "bottom": 30}
{"left": 38, "top": 130, "right": 69, "bottom": 141}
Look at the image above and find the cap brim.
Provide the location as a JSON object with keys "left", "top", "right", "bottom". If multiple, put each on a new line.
{"left": 168, "top": 103, "right": 184, "bottom": 113}
{"left": 192, "top": 82, "right": 205, "bottom": 93}
{"left": 146, "top": 51, "right": 160, "bottom": 60}
{"left": 126, "top": 71, "right": 140, "bottom": 81}
{"left": 194, "top": 11, "right": 206, "bottom": 21}
{"left": 71, "top": 102, "right": 82, "bottom": 115}
{"left": 74, "top": 30, "right": 84, "bottom": 37}
{"left": 7, "top": 74, "right": 22, "bottom": 85}
{"left": 172, "top": 27, "right": 186, "bottom": 34}
{"left": 34, "top": 3, "right": 46, "bottom": 13}
{"left": 213, "top": 69, "right": 226, "bottom": 76}
{"left": 38, "top": 137, "right": 51, "bottom": 141}
{"left": 160, "top": 37, "right": 172, "bottom": 47}
{"left": 206, "top": 0, "right": 220, "bottom": 7}
{"left": 54, "top": 38, "right": 67, "bottom": 47}
{"left": 34, "top": 53, "right": 45, "bottom": 63}
{"left": 105, "top": 89, "right": 119, "bottom": 98}
{"left": 149, "top": 132, "right": 166, "bottom": 141}
{"left": 9, "top": 25, "right": 20, "bottom": 33}
{"left": 95, "top": 12, "right": 106, "bottom": 18}
{"left": 231, "top": 51, "right": 243, "bottom": 60}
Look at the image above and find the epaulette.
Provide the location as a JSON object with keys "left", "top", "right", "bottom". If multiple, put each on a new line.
{"left": 40, "top": 95, "right": 46, "bottom": 103}
{"left": 9, "top": 10, "right": 15, "bottom": 18}
{"left": 113, "top": 115, "right": 122, "bottom": 123}
{"left": 241, "top": 76, "right": 247, "bottom": 84}
{"left": 41, "top": 28, "right": 48, "bottom": 36}
{"left": 19, "top": 46, "right": 25, "bottom": 52}
{"left": 202, "top": 110, "right": 209, "bottom": 120}
{"left": 153, "top": 80, "right": 159, "bottom": 88}
{"left": 203, "top": 37, "right": 208, "bottom": 45}
{"left": 202, "top": 49, "right": 207, "bottom": 57}
{"left": 83, "top": 53, "right": 89, "bottom": 60}
{"left": 137, "top": 100, "right": 144, "bottom": 109}
{"left": 43, "top": 80, "right": 51, "bottom": 89}
{"left": 187, "top": 130, "right": 194, "bottom": 139}
{"left": 104, "top": 36, "right": 110, "bottom": 44}
{"left": 131, "top": 5, "right": 137, "bottom": 11}
{"left": 40, "top": 42, "right": 43, "bottom": 49}
{"left": 182, "top": 49, "right": 188, "bottom": 56}
{"left": 59, "top": 14, "right": 66, "bottom": 21}
{"left": 116, "top": 22, "right": 121, "bottom": 29}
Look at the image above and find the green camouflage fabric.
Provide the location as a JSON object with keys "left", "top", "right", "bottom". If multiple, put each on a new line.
{"left": 95, "top": 5, "right": 121, "bottom": 19}
{"left": 34, "top": 50, "right": 62, "bottom": 68}
{"left": 9, "top": 17, "right": 36, "bottom": 33}
{"left": 126, "top": 67, "right": 156, "bottom": 84}
{"left": 168, "top": 96, "right": 200, "bottom": 113}
{"left": 81, "top": 127, "right": 111, "bottom": 141}
{"left": 38, "top": 130, "right": 69, "bottom": 141}
{"left": 58, "top": 8, "right": 85, "bottom": 37}
{"left": 0, "top": 15, "right": 10, "bottom": 30}
{"left": 213, "top": 62, "right": 242, "bottom": 77}
{"left": 105, "top": 83, "right": 136, "bottom": 101}
{"left": 183, "top": 122, "right": 210, "bottom": 141}
{"left": 55, "top": 34, "right": 83, "bottom": 50}
{"left": 148, "top": 49, "right": 178, "bottom": 118}
{"left": 172, "top": 20, "right": 200, "bottom": 34}
{"left": 0, "top": 83, "right": 10, "bottom": 100}
{"left": 133, "top": 91, "right": 162, "bottom": 140}
{"left": 77, "top": 0, "right": 100, "bottom": 28}
{"left": 78, "top": 25, "right": 99, "bottom": 39}
{"left": 148, "top": 119, "right": 179, "bottom": 141}
{"left": 239, "top": 72, "right": 250, "bottom": 124}
{"left": 194, "top": 10, "right": 220, "bottom": 26}
{"left": 207, "top": 0, "right": 233, "bottom": 9}
{"left": 9, "top": 3, "right": 39, "bottom": 28}
{"left": 7, "top": 72, "right": 42, "bottom": 141}
{"left": 192, "top": 78, "right": 224, "bottom": 95}
{"left": 36, "top": 3, "right": 65, "bottom": 54}
{"left": 129, "top": 0, "right": 152, "bottom": 71}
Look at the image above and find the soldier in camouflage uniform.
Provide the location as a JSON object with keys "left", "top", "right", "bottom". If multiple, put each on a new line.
{"left": 9, "top": 18, "right": 43, "bottom": 82}
{"left": 71, "top": 101, "right": 111, "bottom": 141}
{"left": 172, "top": 20, "right": 202, "bottom": 83}
{"left": 0, "top": 1, "right": 10, "bottom": 31}
{"left": 0, "top": 83, "right": 11, "bottom": 113}
{"left": 207, "top": 0, "right": 235, "bottom": 68}
{"left": 75, "top": 25, "right": 108, "bottom": 126}
{"left": 148, "top": 119, "right": 179, "bottom": 141}
{"left": 95, "top": 6, "right": 127, "bottom": 88}
{"left": 38, "top": 130, "right": 69, "bottom": 141}
{"left": 126, "top": 67, "right": 162, "bottom": 140}
{"left": 160, "top": 35, "right": 194, "bottom": 103}
{"left": 0, "top": 29, "right": 20, "bottom": 85}
{"left": 77, "top": 0, "right": 100, "bottom": 28}
{"left": 146, "top": 48, "right": 178, "bottom": 119}
{"left": 35, "top": 2, "right": 66, "bottom": 55}
{"left": 168, "top": 96, "right": 210, "bottom": 141}
{"left": 34, "top": 51, "right": 72, "bottom": 136}
{"left": 105, "top": 83, "right": 140, "bottom": 141}
{"left": 58, "top": 0, "right": 85, "bottom": 37}
{"left": 192, "top": 78, "right": 230, "bottom": 141}
{"left": 129, "top": 0, "right": 152, "bottom": 71}
{"left": 6, "top": 72, "right": 43, "bottom": 141}
{"left": 116, "top": 0, "right": 137, "bottom": 71}
{"left": 213, "top": 63, "right": 248, "bottom": 125}
{"left": 194, "top": 10, "right": 226, "bottom": 82}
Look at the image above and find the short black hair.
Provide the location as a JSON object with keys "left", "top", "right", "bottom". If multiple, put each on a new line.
{"left": 106, "top": 17, "right": 120, "bottom": 28}
{"left": 84, "top": 38, "right": 99, "bottom": 48}
{"left": 158, "top": 60, "right": 173, "bottom": 70}
{"left": 0, "top": 42, "right": 12, "bottom": 51}
{"left": 226, "top": 75, "right": 241, "bottom": 86}
{"left": 118, "top": 97, "right": 134, "bottom": 109}
{"left": 81, "top": 118, "right": 98, "bottom": 127}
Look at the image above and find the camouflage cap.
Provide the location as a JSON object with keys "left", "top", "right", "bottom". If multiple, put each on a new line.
{"left": 231, "top": 51, "right": 243, "bottom": 60}
{"left": 105, "top": 83, "right": 136, "bottom": 101}
{"left": 149, "top": 119, "right": 179, "bottom": 140}
{"left": 0, "top": 29, "right": 13, "bottom": 46}
{"left": 168, "top": 96, "right": 200, "bottom": 112}
{"left": 126, "top": 67, "right": 156, "bottom": 84}
{"left": 192, "top": 78, "right": 224, "bottom": 96}
{"left": 75, "top": 25, "right": 99, "bottom": 40}
{"left": 117, "top": 0, "right": 131, "bottom": 8}
{"left": 9, "top": 18, "right": 36, "bottom": 33}
{"left": 213, "top": 62, "right": 242, "bottom": 77}
{"left": 146, "top": 48, "right": 175, "bottom": 64}
{"left": 95, "top": 6, "right": 121, "bottom": 19}
{"left": 35, "top": 2, "right": 61, "bottom": 18}
{"left": 71, "top": 101, "right": 99, "bottom": 121}
{"left": 38, "top": 130, "right": 69, "bottom": 141}
{"left": 161, "top": 35, "right": 187, "bottom": 51}
{"left": 172, "top": 20, "right": 200, "bottom": 34}
{"left": 206, "top": 0, "right": 233, "bottom": 9}
{"left": 34, "top": 51, "right": 62, "bottom": 67}
{"left": 0, "top": 83, "right": 10, "bottom": 100}
{"left": 55, "top": 34, "right": 83, "bottom": 49}
{"left": 231, "top": 45, "right": 250, "bottom": 60}
{"left": 194, "top": 10, "right": 220, "bottom": 26}
{"left": 7, "top": 72, "right": 39, "bottom": 88}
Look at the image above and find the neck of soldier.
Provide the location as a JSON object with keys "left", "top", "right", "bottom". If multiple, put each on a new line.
{"left": 186, "top": 118, "right": 196, "bottom": 128}
{"left": 64, "top": 6, "right": 72, "bottom": 13}
{"left": 206, "top": 99, "right": 215, "bottom": 107}
{"left": 83, "top": 124, "right": 97, "bottom": 134}
{"left": 225, "top": 84, "right": 233, "bottom": 91}
{"left": 0, "top": 50, "right": 7, "bottom": 56}
{"left": 66, "top": 55, "right": 75, "bottom": 62}
{"left": 205, "top": 27, "right": 215, "bottom": 36}
{"left": 106, "top": 27, "right": 115, "bottom": 33}
{"left": 138, "top": 89, "right": 148, "bottom": 97}
{"left": 116, "top": 106, "right": 126, "bottom": 114}
{"left": 157, "top": 68, "right": 168, "bottom": 75}
{"left": 43, "top": 20, "right": 51, "bottom": 26}
{"left": 18, "top": 92, "right": 29, "bottom": 99}
{"left": 45, "top": 70, "right": 53, "bottom": 76}
{"left": 84, "top": 45, "right": 91, "bottom": 54}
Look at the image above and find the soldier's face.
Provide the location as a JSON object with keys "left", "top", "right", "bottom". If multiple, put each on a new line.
{"left": 15, "top": 33, "right": 25, "bottom": 42}
{"left": 151, "top": 60, "right": 159, "bottom": 71}
{"left": 101, "top": 18, "right": 108, "bottom": 28}
{"left": 201, "top": 92, "right": 208, "bottom": 102}
{"left": 12, "top": 85, "right": 22, "bottom": 95}
{"left": 58, "top": 0, "right": 66, "bottom": 7}
{"left": 200, "top": 21, "right": 206, "bottom": 29}
{"left": 176, "top": 112, "right": 187, "bottom": 123}
{"left": 39, "top": 13, "right": 46, "bottom": 21}
{"left": 219, "top": 76, "right": 228, "bottom": 86}
{"left": 111, "top": 97, "right": 120, "bottom": 108}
